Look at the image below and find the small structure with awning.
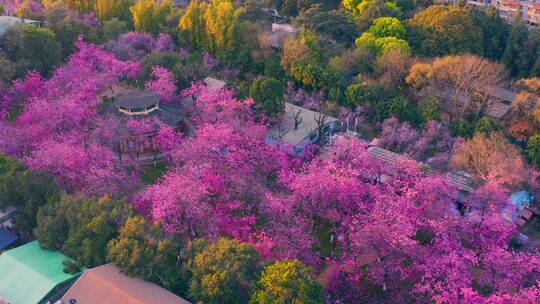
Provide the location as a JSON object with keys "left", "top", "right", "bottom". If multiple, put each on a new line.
{"left": 60, "top": 263, "right": 191, "bottom": 304}
{"left": 0, "top": 241, "right": 80, "bottom": 304}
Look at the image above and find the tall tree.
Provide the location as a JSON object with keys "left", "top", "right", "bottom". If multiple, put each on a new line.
{"left": 407, "top": 5, "right": 483, "bottom": 57}
{"left": 1, "top": 25, "right": 62, "bottom": 77}
{"left": 0, "top": 154, "right": 59, "bottom": 234}
{"left": 249, "top": 260, "right": 324, "bottom": 304}
{"left": 94, "top": 0, "right": 135, "bottom": 22}
{"left": 107, "top": 215, "right": 190, "bottom": 295}
{"left": 502, "top": 19, "right": 529, "bottom": 77}
{"left": 35, "top": 194, "right": 134, "bottom": 267}
{"left": 130, "top": 0, "right": 173, "bottom": 34}
{"left": 249, "top": 77, "right": 284, "bottom": 117}
{"left": 293, "top": 5, "right": 359, "bottom": 45}
{"left": 472, "top": 6, "right": 509, "bottom": 61}
{"left": 188, "top": 238, "right": 261, "bottom": 304}
{"left": 406, "top": 54, "right": 507, "bottom": 119}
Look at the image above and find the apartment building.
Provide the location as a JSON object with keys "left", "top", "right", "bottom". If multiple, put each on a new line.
{"left": 468, "top": 0, "right": 540, "bottom": 25}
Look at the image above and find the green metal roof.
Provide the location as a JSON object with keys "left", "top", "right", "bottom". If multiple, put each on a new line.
{"left": 0, "top": 241, "right": 79, "bottom": 304}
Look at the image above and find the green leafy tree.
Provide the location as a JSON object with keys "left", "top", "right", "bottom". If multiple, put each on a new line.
{"left": 130, "top": 0, "right": 173, "bottom": 34}
{"left": 420, "top": 96, "right": 440, "bottom": 122}
{"left": 527, "top": 134, "right": 540, "bottom": 168}
{"left": 2, "top": 25, "right": 62, "bottom": 77}
{"left": 178, "top": 0, "right": 207, "bottom": 49}
{"left": 188, "top": 238, "right": 261, "bottom": 304}
{"left": 281, "top": 30, "right": 323, "bottom": 70}
{"left": 101, "top": 18, "right": 129, "bottom": 41}
{"left": 94, "top": 0, "right": 135, "bottom": 22}
{"left": 264, "top": 53, "right": 286, "bottom": 79}
{"left": 289, "top": 61, "right": 341, "bottom": 92}
{"left": 249, "top": 259, "right": 324, "bottom": 304}
{"left": 369, "top": 17, "right": 406, "bottom": 39}
{"left": 407, "top": 5, "right": 483, "bottom": 57}
{"left": 249, "top": 77, "right": 285, "bottom": 116}
{"left": 61, "top": 0, "right": 96, "bottom": 13}
{"left": 179, "top": 0, "right": 245, "bottom": 57}
{"left": 346, "top": 82, "right": 384, "bottom": 108}
{"left": 355, "top": 17, "right": 409, "bottom": 55}
{"left": 475, "top": 117, "right": 496, "bottom": 135}
{"left": 329, "top": 48, "right": 375, "bottom": 83}
{"left": 107, "top": 215, "right": 190, "bottom": 295}
{"left": 388, "top": 95, "right": 420, "bottom": 125}
{"left": 278, "top": 0, "right": 315, "bottom": 18}
{"left": 44, "top": 3, "right": 99, "bottom": 58}
{"left": 0, "top": 56, "right": 15, "bottom": 84}
{"left": 0, "top": 154, "right": 59, "bottom": 234}
{"left": 354, "top": 0, "right": 402, "bottom": 31}
{"left": 471, "top": 6, "right": 508, "bottom": 61}
{"left": 356, "top": 33, "right": 410, "bottom": 55}
{"left": 502, "top": 20, "right": 528, "bottom": 77}
{"left": 450, "top": 120, "right": 474, "bottom": 138}
{"left": 342, "top": 0, "right": 362, "bottom": 14}
{"left": 35, "top": 194, "right": 133, "bottom": 267}
{"left": 293, "top": 5, "right": 359, "bottom": 45}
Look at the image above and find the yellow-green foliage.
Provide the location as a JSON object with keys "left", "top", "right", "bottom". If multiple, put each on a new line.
{"left": 178, "top": 0, "right": 244, "bottom": 53}
{"left": 130, "top": 0, "right": 172, "bottom": 33}
{"left": 249, "top": 260, "right": 324, "bottom": 304}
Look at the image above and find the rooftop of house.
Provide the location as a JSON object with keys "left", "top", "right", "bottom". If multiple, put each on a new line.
{"left": 0, "top": 241, "right": 80, "bottom": 304}
{"left": 367, "top": 146, "right": 477, "bottom": 193}
{"left": 61, "top": 264, "right": 191, "bottom": 304}
{"left": 271, "top": 22, "right": 298, "bottom": 33}
{"left": 203, "top": 77, "right": 226, "bottom": 91}
{"left": 436, "top": 86, "right": 516, "bottom": 120}
{"left": 0, "top": 16, "right": 41, "bottom": 35}
{"left": 267, "top": 103, "right": 337, "bottom": 147}
{"left": 266, "top": 24, "right": 297, "bottom": 49}
{"left": 485, "top": 99, "right": 513, "bottom": 119}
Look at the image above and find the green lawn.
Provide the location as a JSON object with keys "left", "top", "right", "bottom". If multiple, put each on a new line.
{"left": 142, "top": 162, "right": 167, "bottom": 184}
{"left": 314, "top": 222, "right": 333, "bottom": 258}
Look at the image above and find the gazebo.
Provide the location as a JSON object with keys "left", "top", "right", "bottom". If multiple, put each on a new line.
{"left": 100, "top": 89, "right": 185, "bottom": 162}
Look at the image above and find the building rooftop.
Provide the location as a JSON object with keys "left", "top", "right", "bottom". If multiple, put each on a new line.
{"left": 485, "top": 99, "right": 512, "bottom": 119}
{"left": 268, "top": 103, "right": 337, "bottom": 147}
{"left": 203, "top": 77, "right": 226, "bottom": 91}
{"left": 367, "top": 146, "right": 477, "bottom": 193}
{"left": 0, "top": 241, "right": 80, "bottom": 304}
{"left": 115, "top": 91, "right": 161, "bottom": 110}
{"left": 100, "top": 90, "right": 183, "bottom": 128}
{"left": 0, "top": 16, "right": 41, "bottom": 35}
{"left": 61, "top": 264, "right": 191, "bottom": 304}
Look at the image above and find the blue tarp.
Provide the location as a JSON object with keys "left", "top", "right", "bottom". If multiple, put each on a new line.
{"left": 510, "top": 191, "right": 534, "bottom": 211}
{"left": 0, "top": 228, "right": 18, "bottom": 250}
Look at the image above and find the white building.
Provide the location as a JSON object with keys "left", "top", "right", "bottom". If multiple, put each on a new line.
{"left": 0, "top": 16, "right": 41, "bottom": 36}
